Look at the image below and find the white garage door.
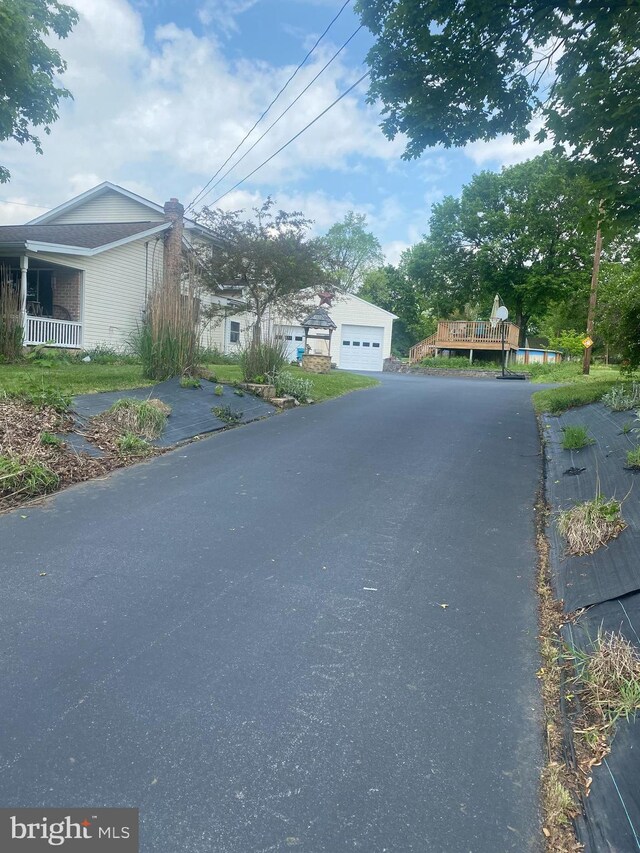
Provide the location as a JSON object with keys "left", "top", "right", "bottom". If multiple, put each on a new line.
{"left": 340, "top": 325, "right": 384, "bottom": 371}
{"left": 275, "top": 325, "right": 305, "bottom": 361}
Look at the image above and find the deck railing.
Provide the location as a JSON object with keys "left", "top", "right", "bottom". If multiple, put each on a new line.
{"left": 409, "top": 320, "right": 520, "bottom": 362}
{"left": 25, "top": 315, "right": 82, "bottom": 349}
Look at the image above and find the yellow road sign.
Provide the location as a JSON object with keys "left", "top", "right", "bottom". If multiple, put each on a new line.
{"left": 582, "top": 336, "right": 593, "bottom": 348}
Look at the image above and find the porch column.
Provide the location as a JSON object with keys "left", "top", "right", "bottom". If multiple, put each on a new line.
{"left": 469, "top": 349, "right": 474, "bottom": 364}
{"left": 19, "top": 255, "right": 28, "bottom": 339}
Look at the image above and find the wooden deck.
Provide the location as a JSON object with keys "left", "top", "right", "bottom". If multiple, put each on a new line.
{"left": 409, "top": 321, "right": 520, "bottom": 362}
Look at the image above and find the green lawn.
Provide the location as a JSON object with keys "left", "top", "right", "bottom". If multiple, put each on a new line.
{"left": 0, "top": 361, "right": 378, "bottom": 403}
{"left": 208, "top": 363, "right": 379, "bottom": 401}
{"left": 0, "top": 363, "right": 153, "bottom": 396}
{"left": 530, "top": 364, "right": 639, "bottom": 414}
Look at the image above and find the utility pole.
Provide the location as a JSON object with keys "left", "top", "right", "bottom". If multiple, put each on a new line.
{"left": 582, "top": 200, "right": 605, "bottom": 376}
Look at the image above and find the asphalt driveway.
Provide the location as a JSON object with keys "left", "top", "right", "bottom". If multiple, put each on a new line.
{"left": 0, "top": 373, "right": 542, "bottom": 852}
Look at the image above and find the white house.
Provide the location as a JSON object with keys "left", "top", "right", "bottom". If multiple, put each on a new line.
{"left": 0, "top": 182, "right": 223, "bottom": 351}
{"left": 0, "top": 182, "right": 396, "bottom": 370}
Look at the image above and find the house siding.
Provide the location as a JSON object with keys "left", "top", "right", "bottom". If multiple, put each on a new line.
{"left": 33, "top": 236, "right": 164, "bottom": 350}
{"left": 52, "top": 191, "right": 165, "bottom": 225}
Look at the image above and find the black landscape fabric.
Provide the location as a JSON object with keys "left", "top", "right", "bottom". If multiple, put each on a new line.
{"left": 543, "top": 404, "right": 640, "bottom": 611}
{"left": 544, "top": 400, "right": 640, "bottom": 852}
{"left": 73, "top": 377, "right": 276, "bottom": 446}
{"left": 562, "top": 592, "right": 640, "bottom": 852}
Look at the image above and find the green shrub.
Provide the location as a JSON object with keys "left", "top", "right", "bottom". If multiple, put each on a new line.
{"left": 179, "top": 375, "right": 201, "bottom": 389}
{"left": 0, "top": 454, "right": 59, "bottom": 497}
{"left": 212, "top": 405, "right": 242, "bottom": 424}
{"left": 272, "top": 370, "right": 313, "bottom": 402}
{"left": 561, "top": 425, "right": 594, "bottom": 450}
{"left": 11, "top": 384, "right": 72, "bottom": 412}
{"left": 214, "top": 384, "right": 224, "bottom": 396}
{"left": 199, "top": 347, "right": 239, "bottom": 365}
{"left": 108, "top": 398, "right": 170, "bottom": 439}
{"left": 40, "top": 431, "right": 63, "bottom": 447}
{"left": 82, "top": 344, "right": 139, "bottom": 365}
{"left": 602, "top": 383, "right": 640, "bottom": 411}
{"left": 626, "top": 447, "right": 640, "bottom": 468}
{"left": 419, "top": 356, "right": 501, "bottom": 370}
{"left": 116, "top": 432, "right": 152, "bottom": 455}
{"left": 239, "top": 336, "right": 288, "bottom": 382}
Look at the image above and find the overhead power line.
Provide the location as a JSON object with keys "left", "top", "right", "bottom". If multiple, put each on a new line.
{"left": 192, "top": 26, "right": 363, "bottom": 209}
{"left": 204, "top": 70, "right": 370, "bottom": 208}
{"left": 0, "top": 198, "right": 49, "bottom": 209}
{"left": 186, "top": 0, "right": 353, "bottom": 212}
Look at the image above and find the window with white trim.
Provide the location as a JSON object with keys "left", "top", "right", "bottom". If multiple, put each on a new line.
{"left": 230, "top": 321, "right": 240, "bottom": 343}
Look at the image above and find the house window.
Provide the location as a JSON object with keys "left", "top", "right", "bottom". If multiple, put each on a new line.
{"left": 372, "top": 342, "right": 380, "bottom": 348}
{"left": 363, "top": 342, "right": 370, "bottom": 347}
{"left": 230, "top": 321, "right": 240, "bottom": 343}
{"left": 352, "top": 341, "right": 361, "bottom": 346}
{"left": 343, "top": 341, "right": 350, "bottom": 346}
{"left": 285, "top": 335, "right": 293, "bottom": 341}
{"left": 295, "top": 336, "right": 303, "bottom": 342}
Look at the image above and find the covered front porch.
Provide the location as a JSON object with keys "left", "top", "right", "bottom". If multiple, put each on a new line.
{"left": 1, "top": 255, "right": 83, "bottom": 348}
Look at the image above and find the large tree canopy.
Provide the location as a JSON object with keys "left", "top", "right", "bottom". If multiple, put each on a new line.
{"left": 405, "top": 154, "right": 604, "bottom": 341}
{"left": 356, "top": 0, "right": 640, "bottom": 193}
{"left": 319, "top": 212, "right": 384, "bottom": 292}
{"left": 0, "top": 0, "right": 78, "bottom": 183}
{"left": 196, "top": 199, "right": 329, "bottom": 340}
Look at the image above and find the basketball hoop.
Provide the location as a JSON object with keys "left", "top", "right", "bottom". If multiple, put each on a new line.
{"left": 490, "top": 317, "right": 499, "bottom": 329}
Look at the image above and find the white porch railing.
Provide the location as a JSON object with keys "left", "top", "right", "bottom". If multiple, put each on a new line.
{"left": 25, "top": 315, "right": 82, "bottom": 349}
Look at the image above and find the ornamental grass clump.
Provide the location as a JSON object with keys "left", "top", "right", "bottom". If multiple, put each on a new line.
{"left": 0, "top": 454, "right": 59, "bottom": 498}
{"left": 116, "top": 432, "right": 152, "bottom": 456}
{"left": 134, "top": 257, "right": 201, "bottom": 380}
{"left": 239, "top": 333, "right": 287, "bottom": 383}
{"left": 107, "top": 398, "right": 170, "bottom": 439}
{"left": 567, "top": 630, "right": 640, "bottom": 732}
{"left": 557, "top": 495, "right": 625, "bottom": 556}
{"left": 626, "top": 447, "right": 640, "bottom": 468}
{"left": 561, "top": 424, "right": 594, "bottom": 450}
{"left": 0, "top": 266, "right": 24, "bottom": 363}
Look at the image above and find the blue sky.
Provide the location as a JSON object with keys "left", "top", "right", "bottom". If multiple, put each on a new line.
{"left": 0, "top": 0, "right": 548, "bottom": 262}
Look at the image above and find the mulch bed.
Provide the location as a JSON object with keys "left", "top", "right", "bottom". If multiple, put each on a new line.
{"left": 0, "top": 400, "right": 162, "bottom": 513}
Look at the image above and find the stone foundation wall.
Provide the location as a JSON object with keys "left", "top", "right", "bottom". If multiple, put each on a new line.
{"left": 52, "top": 270, "right": 81, "bottom": 320}
{"left": 302, "top": 354, "right": 331, "bottom": 374}
{"left": 383, "top": 357, "right": 504, "bottom": 380}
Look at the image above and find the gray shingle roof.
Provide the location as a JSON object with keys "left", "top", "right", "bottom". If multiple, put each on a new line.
{"left": 301, "top": 306, "right": 337, "bottom": 330}
{"left": 0, "top": 221, "right": 164, "bottom": 249}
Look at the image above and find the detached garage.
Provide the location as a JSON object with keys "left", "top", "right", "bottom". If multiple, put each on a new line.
{"left": 321, "top": 293, "right": 396, "bottom": 372}
{"left": 276, "top": 294, "right": 395, "bottom": 372}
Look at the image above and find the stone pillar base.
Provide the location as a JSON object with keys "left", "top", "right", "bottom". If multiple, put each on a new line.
{"left": 302, "top": 354, "right": 331, "bottom": 374}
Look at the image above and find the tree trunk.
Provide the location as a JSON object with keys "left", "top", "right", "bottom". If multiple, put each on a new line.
{"left": 582, "top": 202, "right": 605, "bottom": 376}
{"left": 253, "top": 306, "right": 263, "bottom": 345}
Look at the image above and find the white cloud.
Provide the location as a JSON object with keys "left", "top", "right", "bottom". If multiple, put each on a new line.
{"left": 0, "top": 0, "right": 404, "bottom": 227}
{"left": 198, "top": 0, "right": 259, "bottom": 34}
{"left": 464, "top": 120, "right": 552, "bottom": 167}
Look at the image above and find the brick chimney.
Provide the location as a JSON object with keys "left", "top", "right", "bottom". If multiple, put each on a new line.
{"left": 163, "top": 197, "right": 184, "bottom": 291}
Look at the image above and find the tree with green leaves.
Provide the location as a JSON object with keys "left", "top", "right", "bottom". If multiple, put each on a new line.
{"left": 359, "top": 264, "right": 435, "bottom": 355}
{"left": 196, "top": 199, "right": 328, "bottom": 342}
{"left": 320, "top": 212, "right": 384, "bottom": 292}
{"left": 405, "top": 154, "right": 601, "bottom": 343}
{"left": 356, "top": 0, "right": 640, "bottom": 189}
{"left": 0, "top": 0, "right": 78, "bottom": 183}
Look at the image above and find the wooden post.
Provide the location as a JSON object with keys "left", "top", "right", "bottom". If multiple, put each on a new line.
{"left": 583, "top": 201, "right": 605, "bottom": 376}
{"left": 469, "top": 348, "right": 473, "bottom": 364}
